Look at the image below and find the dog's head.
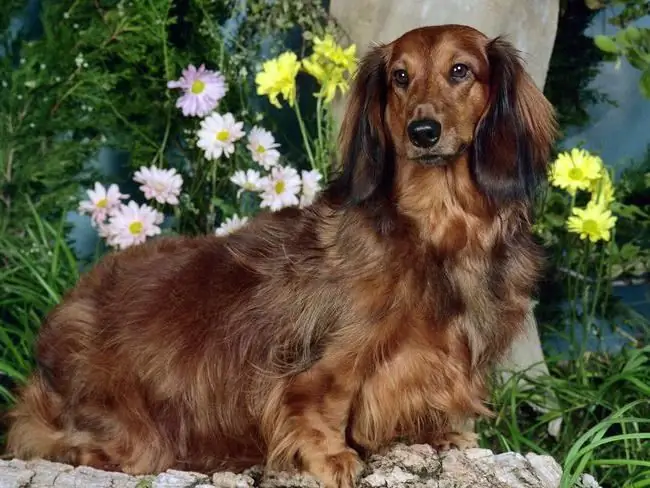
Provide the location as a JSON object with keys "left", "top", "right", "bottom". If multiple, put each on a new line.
{"left": 328, "top": 24, "right": 557, "bottom": 208}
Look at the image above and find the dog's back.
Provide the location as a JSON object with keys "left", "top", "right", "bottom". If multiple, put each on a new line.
{"left": 6, "top": 207, "right": 338, "bottom": 473}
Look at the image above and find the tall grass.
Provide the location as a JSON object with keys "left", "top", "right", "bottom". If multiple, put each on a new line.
{"left": 481, "top": 346, "right": 650, "bottom": 488}
{"left": 0, "top": 203, "right": 80, "bottom": 409}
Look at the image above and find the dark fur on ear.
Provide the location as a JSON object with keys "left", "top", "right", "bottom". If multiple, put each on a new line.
{"left": 472, "top": 37, "right": 557, "bottom": 207}
{"left": 325, "top": 46, "right": 394, "bottom": 206}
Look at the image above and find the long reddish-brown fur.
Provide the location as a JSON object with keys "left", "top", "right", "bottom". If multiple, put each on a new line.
{"left": 5, "top": 25, "right": 556, "bottom": 488}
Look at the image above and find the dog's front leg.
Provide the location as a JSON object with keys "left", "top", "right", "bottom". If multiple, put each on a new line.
{"left": 262, "top": 361, "right": 363, "bottom": 488}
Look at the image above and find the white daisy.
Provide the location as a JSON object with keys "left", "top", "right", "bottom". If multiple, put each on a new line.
{"left": 196, "top": 112, "right": 245, "bottom": 160}
{"left": 105, "top": 201, "right": 164, "bottom": 250}
{"left": 230, "top": 169, "right": 263, "bottom": 198}
{"left": 300, "top": 169, "right": 323, "bottom": 207}
{"left": 133, "top": 165, "right": 183, "bottom": 205}
{"left": 259, "top": 165, "right": 302, "bottom": 211}
{"left": 246, "top": 126, "right": 281, "bottom": 169}
{"left": 78, "top": 182, "right": 129, "bottom": 225}
{"left": 214, "top": 214, "right": 249, "bottom": 236}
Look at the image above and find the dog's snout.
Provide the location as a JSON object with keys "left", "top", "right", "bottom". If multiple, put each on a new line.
{"left": 407, "top": 119, "right": 441, "bottom": 148}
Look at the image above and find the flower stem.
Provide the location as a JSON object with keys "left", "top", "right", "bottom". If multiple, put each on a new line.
{"left": 202, "top": 156, "right": 218, "bottom": 235}
{"left": 566, "top": 191, "right": 579, "bottom": 355}
{"left": 324, "top": 107, "right": 336, "bottom": 179}
{"left": 173, "top": 206, "right": 181, "bottom": 234}
{"left": 578, "top": 239, "right": 592, "bottom": 356}
{"left": 316, "top": 96, "right": 325, "bottom": 171}
{"left": 293, "top": 101, "right": 316, "bottom": 170}
{"left": 589, "top": 241, "right": 608, "bottom": 323}
{"left": 154, "top": 0, "right": 173, "bottom": 168}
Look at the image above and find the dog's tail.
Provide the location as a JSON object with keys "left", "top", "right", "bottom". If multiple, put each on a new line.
{"left": 5, "top": 374, "right": 72, "bottom": 462}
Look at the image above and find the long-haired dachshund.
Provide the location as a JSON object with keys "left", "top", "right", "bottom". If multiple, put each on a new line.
{"left": 6, "top": 24, "right": 556, "bottom": 488}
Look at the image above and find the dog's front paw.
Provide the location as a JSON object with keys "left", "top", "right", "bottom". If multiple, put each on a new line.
{"left": 431, "top": 430, "right": 479, "bottom": 451}
{"left": 309, "top": 448, "right": 364, "bottom": 488}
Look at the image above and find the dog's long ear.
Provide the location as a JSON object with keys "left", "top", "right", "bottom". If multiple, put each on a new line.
{"left": 327, "top": 46, "right": 392, "bottom": 206}
{"left": 472, "top": 37, "right": 557, "bottom": 206}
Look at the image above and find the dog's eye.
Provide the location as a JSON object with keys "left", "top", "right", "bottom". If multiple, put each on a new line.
{"left": 393, "top": 69, "right": 409, "bottom": 87}
{"left": 450, "top": 63, "right": 470, "bottom": 81}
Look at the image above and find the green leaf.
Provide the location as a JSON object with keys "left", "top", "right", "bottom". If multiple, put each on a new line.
{"left": 623, "top": 26, "right": 642, "bottom": 42}
{"left": 545, "top": 213, "right": 567, "bottom": 228}
{"left": 135, "top": 478, "right": 154, "bottom": 488}
{"left": 639, "top": 70, "right": 650, "bottom": 99}
{"left": 594, "top": 35, "right": 620, "bottom": 54}
{"left": 620, "top": 243, "right": 640, "bottom": 260}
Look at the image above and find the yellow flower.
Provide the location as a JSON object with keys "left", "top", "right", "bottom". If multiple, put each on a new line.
{"left": 312, "top": 34, "right": 338, "bottom": 57}
{"left": 255, "top": 52, "right": 301, "bottom": 108}
{"left": 589, "top": 167, "right": 615, "bottom": 206}
{"left": 549, "top": 148, "right": 603, "bottom": 195}
{"left": 312, "top": 34, "right": 357, "bottom": 73}
{"left": 301, "top": 35, "right": 358, "bottom": 103}
{"left": 301, "top": 56, "right": 327, "bottom": 82}
{"left": 567, "top": 202, "right": 617, "bottom": 243}
{"left": 321, "top": 76, "right": 350, "bottom": 102}
{"left": 302, "top": 56, "right": 349, "bottom": 103}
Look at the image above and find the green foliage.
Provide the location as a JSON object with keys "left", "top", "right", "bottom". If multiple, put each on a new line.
{"left": 534, "top": 148, "right": 649, "bottom": 337}
{"left": 224, "top": 0, "right": 340, "bottom": 47}
{"left": 135, "top": 478, "right": 154, "bottom": 488}
{"left": 0, "top": 0, "right": 340, "bottom": 238}
{"left": 481, "top": 347, "right": 650, "bottom": 487}
{"left": 545, "top": 0, "right": 612, "bottom": 133}
{"left": 608, "top": 150, "right": 650, "bottom": 280}
{"left": 0, "top": 201, "right": 81, "bottom": 411}
{"left": 525, "top": 144, "right": 650, "bottom": 487}
{"left": 588, "top": 0, "right": 650, "bottom": 98}
{"left": 604, "top": 0, "right": 650, "bottom": 27}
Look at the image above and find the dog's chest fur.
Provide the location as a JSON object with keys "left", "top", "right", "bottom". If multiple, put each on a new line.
{"left": 342, "top": 218, "right": 532, "bottom": 449}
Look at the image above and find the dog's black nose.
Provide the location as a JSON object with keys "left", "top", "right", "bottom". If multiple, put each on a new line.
{"left": 407, "top": 119, "right": 441, "bottom": 148}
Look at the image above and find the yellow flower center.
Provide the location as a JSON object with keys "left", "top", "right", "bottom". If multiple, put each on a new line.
{"left": 191, "top": 80, "right": 205, "bottom": 94}
{"left": 582, "top": 219, "right": 599, "bottom": 235}
{"left": 568, "top": 167, "right": 583, "bottom": 180}
{"left": 256, "top": 144, "right": 266, "bottom": 153}
{"left": 274, "top": 180, "right": 286, "bottom": 194}
{"left": 129, "top": 221, "right": 143, "bottom": 235}
{"left": 96, "top": 198, "right": 108, "bottom": 208}
{"left": 216, "top": 130, "right": 230, "bottom": 142}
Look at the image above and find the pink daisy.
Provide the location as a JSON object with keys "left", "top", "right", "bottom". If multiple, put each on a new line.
{"left": 167, "top": 64, "right": 228, "bottom": 117}
{"left": 78, "top": 182, "right": 129, "bottom": 225}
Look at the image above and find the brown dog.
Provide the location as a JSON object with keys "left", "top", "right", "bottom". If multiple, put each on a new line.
{"left": 6, "top": 24, "right": 556, "bottom": 488}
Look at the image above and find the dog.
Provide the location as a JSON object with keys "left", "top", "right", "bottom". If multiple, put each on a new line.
{"left": 6, "top": 24, "right": 556, "bottom": 488}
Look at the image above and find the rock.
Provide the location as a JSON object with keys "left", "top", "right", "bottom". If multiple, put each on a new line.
{"left": 152, "top": 469, "right": 210, "bottom": 487}
{"left": 212, "top": 471, "right": 256, "bottom": 488}
{"left": 0, "top": 444, "right": 601, "bottom": 488}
